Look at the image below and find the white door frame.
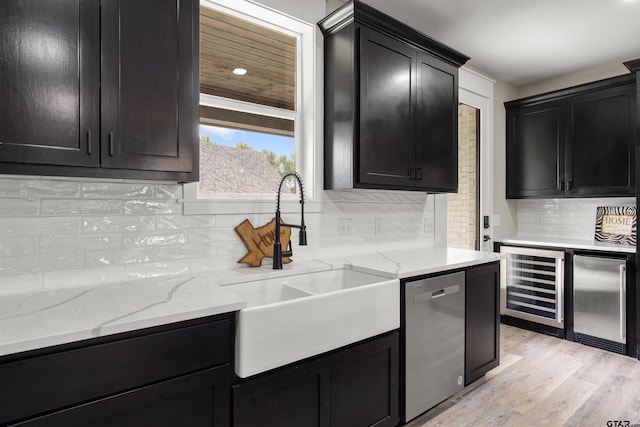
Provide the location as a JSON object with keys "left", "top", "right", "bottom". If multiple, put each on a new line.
{"left": 458, "top": 67, "right": 495, "bottom": 252}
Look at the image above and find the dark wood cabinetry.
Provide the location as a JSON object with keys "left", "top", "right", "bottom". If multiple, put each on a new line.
{"left": 465, "top": 262, "right": 500, "bottom": 385}
{"left": 233, "top": 331, "right": 399, "bottom": 427}
{"left": 0, "top": 0, "right": 100, "bottom": 168}
{"left": 319, "top": 0, "right": 467, "bottom": 192}
{"left": 0, "top": 0, "right": 198, "bottom": 181}
{"left": 506, "top": 74, "right": 636, "bottom": 198}
{"left": 0, "top": 315, "right": 233, "bottom": 426}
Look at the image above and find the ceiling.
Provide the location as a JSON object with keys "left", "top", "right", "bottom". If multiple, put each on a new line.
{"left": 347, "top": 0, "right": 640, "bottom": 86}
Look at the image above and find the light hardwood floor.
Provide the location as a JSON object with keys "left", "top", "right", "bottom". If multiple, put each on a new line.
{"left": 406, "top": 324, "right": 640, "bottom": 427}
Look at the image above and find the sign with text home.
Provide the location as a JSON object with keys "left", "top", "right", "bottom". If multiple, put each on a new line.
{"left": 594, "top": 206, "right": 637, "bottom": 246}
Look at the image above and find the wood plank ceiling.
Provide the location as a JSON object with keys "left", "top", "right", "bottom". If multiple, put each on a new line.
{"left": 199, "top": 5, "right": 297, "bottom": 111}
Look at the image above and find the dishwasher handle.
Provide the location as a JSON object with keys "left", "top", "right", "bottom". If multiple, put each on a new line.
{"left": 414, "top": 284, "right": 461, "bottom": 303}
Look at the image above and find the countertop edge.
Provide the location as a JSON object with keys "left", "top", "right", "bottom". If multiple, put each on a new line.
{"left": 499, "top": 236, "right": 636, "bottom": 254}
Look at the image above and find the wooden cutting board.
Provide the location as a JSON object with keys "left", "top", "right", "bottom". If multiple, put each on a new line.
{"left": 234, "top": 217, "right": 292, "bottom": 267}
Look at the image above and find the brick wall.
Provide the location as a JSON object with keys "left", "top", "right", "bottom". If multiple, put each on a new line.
{"left": 447, "top": 104, "right": 478, "bottom": 250}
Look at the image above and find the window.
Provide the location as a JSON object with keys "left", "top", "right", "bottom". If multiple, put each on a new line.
{"left": 184, "top": 0, "right": 319, "bottom": 214}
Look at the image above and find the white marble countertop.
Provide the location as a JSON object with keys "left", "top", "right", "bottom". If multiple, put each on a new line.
{"left": 0, "top": 243, "right": 501, "bottom": 358}
{"left": 499, "top": 235, "right": 636, "bottom": 254}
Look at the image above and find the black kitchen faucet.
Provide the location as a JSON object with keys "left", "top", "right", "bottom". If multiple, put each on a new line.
{"left": 273, "top": 171, "right": 307, "bottom": 269}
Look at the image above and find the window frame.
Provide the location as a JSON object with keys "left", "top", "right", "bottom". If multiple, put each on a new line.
{"left": 183, "top": 0, "right": 322, "bottom": 215}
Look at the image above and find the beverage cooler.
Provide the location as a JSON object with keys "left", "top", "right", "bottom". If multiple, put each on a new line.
{"left": 500, "top": 246, "right": 565, "bottom": 330}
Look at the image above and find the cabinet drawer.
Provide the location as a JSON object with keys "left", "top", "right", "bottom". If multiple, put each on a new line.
{"left": 0, "top": 318, "right": 231, "bottom": 424}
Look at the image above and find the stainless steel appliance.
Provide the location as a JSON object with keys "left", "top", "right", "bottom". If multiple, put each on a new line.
{"left": 573, "top": 254, "right": 627, "bottom": 354}
{"left": 403, "top": 272, "right": 465, "bottom": 422}
{"left": 500, "top": 246, "right": 565, "bottom": 330}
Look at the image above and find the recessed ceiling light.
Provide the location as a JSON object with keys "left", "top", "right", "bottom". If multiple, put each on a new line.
{"left": 233, "top": 68, "right": 247, "bottom": 76}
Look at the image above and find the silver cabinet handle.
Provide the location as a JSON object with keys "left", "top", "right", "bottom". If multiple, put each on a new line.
{"left": 620, "top": 264, "right": 626, "bottom": 341}
{"left": 414, "top": 284, "right": 460, "bottom": 303}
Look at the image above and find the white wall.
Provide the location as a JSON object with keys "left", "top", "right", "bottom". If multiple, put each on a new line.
{"left": 517, "top": 61, "right": 631, "bottom": 99}
{"left": 256, "top": 0, "right": 325, "bottom": 24}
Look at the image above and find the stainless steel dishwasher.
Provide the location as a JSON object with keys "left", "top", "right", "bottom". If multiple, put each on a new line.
{"left": 403, "top": 271, "right": 465, "bottom": 422}
{"left": 573, "top": 254, "right": 627, "bottom": 354}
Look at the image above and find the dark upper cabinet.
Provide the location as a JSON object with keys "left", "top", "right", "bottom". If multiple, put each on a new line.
{"left": 0, "top": 0, "right": 198, "bottom": 181}
{"left": 359, "top": 27, "right": 415, "bottom": 189}
{"left": 319, "top": 0, "right": 467, "bottom": 192}
{"left": 101, "top": 0, "right": 196, "bottom": 175}
{"left": 505, "top": 74, "right": 636, "bottom": 199}
{"left": 506, "top": 102, "right": 564, "bottom": 198}
{"left": 567, "top": 86, "right": 635, "bottom": 196}
{"left": 0, "top": 0, "right": 100, "bottom": 168}
{"left": 415, "top": 52, "right": 458, "bottom": 191}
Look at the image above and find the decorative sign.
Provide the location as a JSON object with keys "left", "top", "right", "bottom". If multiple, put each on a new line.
{"left": 594, "top": 206, "right": 636, "bottom": 246}
{"left": 235, "top": 218, "right": 292, "bottom": 267}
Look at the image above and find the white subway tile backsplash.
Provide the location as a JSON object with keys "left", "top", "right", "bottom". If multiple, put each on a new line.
{"left": 42, "top": 199, "right": 122, "bottom": 216}
{"left": 0, "top": 217, "right": 81, "bottom": 236}
{"left": 156, "top": 215, "right": 217, "bottom": 230}
{"left": 40, "top": 234, "right": 123, "bottom": 252}
{"left": 0, "top": 252, "right": 84, "bottom": 275}
{"left": 85, "top": 247, "right": 158, "bottom": 267}
{"left": 24, "top": 180, "right": 80, "bottom": 197}
{"left": 123, "top": 231, "right": 187, "bottom": 248}
{"left": 155, "top": 184, "right": 183, "bottom": 199}
{"left": 0, "top": 236, "right": 37, "bottom": 256}
{"left": 0, "top": 177, "right": 435, "bottom": 294}
{"left": 157, "top": 242, "right": 220, "bottom": 260}
{"left": 81, "top": 182, "right": 155, "bottom": 199}
{"left": 123, "top": 200, "right": 182, "bottom": 215}
{"left": 188, "top": 228, "right": 237, "bottom": 243}
{"left": 83, "top": 216, "right": 156, "bottom": 232}
{"left": 0, "top": 179, "right": 24, "bottom": 197}
{"left": 0, "top": 199, "right": 39, "bottom": 216}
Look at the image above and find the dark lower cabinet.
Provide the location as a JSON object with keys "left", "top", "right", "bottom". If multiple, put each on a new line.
{"left": 330, "top": 333, "right": 399, "bottom": 427}
{"left": 233, "top": 331, "right": 399, "bottom": 427}
{"left": 233, "top": 358, "right": 331, "bottom": 427}
{"left": 0, "top": 314, "right": 233, "bottom": 426}
{"left": 465, "top": 262, "right": 500, "bottom": 385}
{"left": 12, "top": 366, "right": 230, "bottom": 427}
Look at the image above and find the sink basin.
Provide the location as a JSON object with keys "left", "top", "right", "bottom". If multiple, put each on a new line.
{"left": 228, "top": 268, "right": 399, "bottom": 378}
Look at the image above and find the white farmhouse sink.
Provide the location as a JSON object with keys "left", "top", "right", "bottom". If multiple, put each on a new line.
{"left": 227, "top": 268, "right": 400, "bottom": 378}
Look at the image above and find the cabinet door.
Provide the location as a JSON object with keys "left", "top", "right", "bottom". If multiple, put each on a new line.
{"left": 14, "top": 366, "right": 230, "bottom": 427}
{"left": 465, "top": 262, "right": 500, "bottom": 385}
{"left": 101, "top": 0, "right": 197, "bottom": 173}
{"left": 506, "top": 103, "right": 565, "bottom": 198}
{"left": 415, "top": 52, "right": 458, "bottom": 192}
{"left": 358, "top": 26, "right": 415, "bottom": 188}
{"left": 566, "top": 85, "right": 636, "bottom": 196}
{"left": 330, "top": 332, "right": 399, "bottom": 427}
{"left": 233, "top": 359, "right": 330, "bottom": 427}
{"left": 0, "top": 0, "right": 99, "bottom": 167}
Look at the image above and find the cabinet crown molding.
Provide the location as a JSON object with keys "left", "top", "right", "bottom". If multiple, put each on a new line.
{"left": 318, "top": 0, "right": 469, "bottom": 68}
